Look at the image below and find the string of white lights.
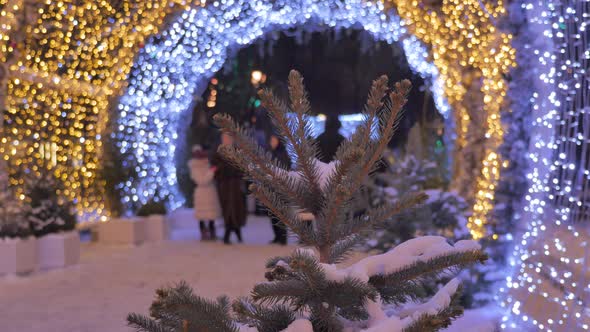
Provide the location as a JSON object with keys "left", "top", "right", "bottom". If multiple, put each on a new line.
{"left": 115, "top": 0, "right": 450, "bottom": 212}
{"left": 501, "top": 0, "right": 590, "bottom": 330}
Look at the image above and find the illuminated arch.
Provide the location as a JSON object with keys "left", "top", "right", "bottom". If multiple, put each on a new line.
{"left": 115, "top": 0, "right": 451, "bottom": 214}
{"left": 1, "top": 0, "right": 514, "bottom": 239}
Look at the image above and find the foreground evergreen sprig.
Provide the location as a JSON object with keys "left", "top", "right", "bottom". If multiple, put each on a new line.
{"left": 128, "top": 70, "right": 486, "bottom": 332}
{"left": 402, "top": 285, "right": 465, "bottom": 332}
{"left": 128, "top": 281, "right": 239, "bottom": 332}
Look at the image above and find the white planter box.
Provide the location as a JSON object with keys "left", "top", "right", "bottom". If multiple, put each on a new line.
{"left": 98, "top": 218, "right": 145, "bottom": 245}
{"left": 143, "top": 215, "right": 168, "bottom": 242}
{"left": 0, "top": 236, "right": 37, "bottom": 275}
{"left": 37, "top": 231, "right": 80, "bottom": 270}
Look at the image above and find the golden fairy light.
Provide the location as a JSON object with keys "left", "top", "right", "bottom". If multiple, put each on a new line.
{"left": 1, "top": 0, "right": 193, "bottom": 221}
{"left": 388, "top": 0, "right": 516, "bottom": 239}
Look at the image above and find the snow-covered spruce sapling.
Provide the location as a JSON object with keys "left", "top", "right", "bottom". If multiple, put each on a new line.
{"left": 128, "top": 71, "right": 486, "bottom": 332}
{"left": 0, "top": 169, "right": 30, "bottom": 239}
{"left": 369, "top": 189, "right": 470, "bottom": 252}
{"left": 25, "top": 172, "right": 76, "bottom": 237}
{"left": 375, "top": 155, "right": 444, "bottom": 195}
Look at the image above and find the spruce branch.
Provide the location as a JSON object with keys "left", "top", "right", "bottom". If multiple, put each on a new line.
{"left": 367, "top": 192, "right": 429, "bottom": 228}
{"left": 323, "top": 277, "right": 378, "bottom": 320}
{"left": 258, "top": 85, "right": 323, "bottom": 213}
{"left": 251, "top": 279, "right": 311, "bottom": 307}
{"left": 348, "top": 75, "right": 390, "bottom": 150}
{"left": 141, "top": 281, "right": 239, "bottom": 332}
{"left": 368, "top": 250, "right": 487, "bottom": 305}
{"left": 360, "top": 80, "right": 411, "bottom": 178}
{"left": 335, "top": 192, "right": 428, "bottom": 241}
{"left": 289, "top": 249, "right": 328, "bottom": 292}
{"left": 233, "top": 298, "right": 295, "bottom": 332}
{"left": 401, "top": 286, "right": 464, "bottom": 332}
{"left": 327, "top": 234, "right": 362, "bottom": 264}
{"left": 216, "top": 295, "right": 232, "bottom": 314}
{"left": 287, "top": 70, "right": 314, "bottom": 143}
{"left": 213, "top": 114, "right": 309, "bottom": 208}
{"left": 127, "top": 313, "right": 173, "bottom": 332}
{"left": 310, "top": 306, "right": 344, "bottom": 332}
{"left": 286, "top": 70, "right": 321, "bottom": 190}
{"left": 316, "top": 80, "right": 411, "bottom": 262}
{"left": 320, "top": 147, "right": 364, "bottom": 247}
{"left": 371, "top": 280, "right": 427, "bottom": 305}
{"left": 325, "top": 80, "right": 412, "bottom": 249}
{"left": 265, "top": 264, "right": 294, "bottom": 282}
{"left": 249, "top": 183, "right": 317, "bottom": 244}
{"left": 266, "top": 256, "right": 292, "bottom": 268}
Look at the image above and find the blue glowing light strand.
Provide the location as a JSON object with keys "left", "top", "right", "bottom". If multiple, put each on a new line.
{"left": 116, "top": 0, "right": 451, "bottom": 213}
{"left": 500, "top": 1, "right": 590, "bottom": 330}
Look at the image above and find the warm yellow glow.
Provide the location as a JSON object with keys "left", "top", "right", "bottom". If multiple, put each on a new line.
{"left": 251, "top": 70, "right": 263, "bottom": 84}
{"left": 0, "top": 0, "right": 193, "bottom": 221}
{"left": 0, "top": 0, "right": 22, "bottom": 63}
{"left": 387, "top": 0, "right": 516, "bottom": 239}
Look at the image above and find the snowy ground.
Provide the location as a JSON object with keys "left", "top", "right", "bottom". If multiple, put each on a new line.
{"left": 0, "top": 209, "right": 498, "bottom": 332}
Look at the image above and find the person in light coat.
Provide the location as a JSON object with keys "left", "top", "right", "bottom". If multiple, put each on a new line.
{"left": 189, "top": 145, "right": 222, "bottom": 240}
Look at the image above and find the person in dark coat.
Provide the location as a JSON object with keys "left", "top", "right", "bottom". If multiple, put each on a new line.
{"left": 213, "top": 132, "right": 247, "bottom": 244}
{"left": 268, "top": 134, "right": 291, "bottom": 245}
{"left": 189, "top": 145, "right": 222, "bottom": 241}
{"left": 317, "top": 116, "right": 345, "bottom": 163}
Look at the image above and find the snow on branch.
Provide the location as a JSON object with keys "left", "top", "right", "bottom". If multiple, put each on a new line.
{"left": 321, "top": 236, "right": 481, "bottom": 283}
{"left": 362, "top": 279, "right": 462, "bottom": 332}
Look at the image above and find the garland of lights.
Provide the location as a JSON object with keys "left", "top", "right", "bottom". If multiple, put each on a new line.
{"left": 501, "top": 0, "right": 590, "bottom": 330}
{"left": 0, "top": 0, "right": 190, "bottom": 221}
{"left": 0, "top": 0, "right": 21, "bottom": 64}
{"left": 115, "top": 0, "right": 451, "bottom": 214}
{"left": 388, "top": 0, "right": 516, "bottom": 239}
{"left": 0, "top": 0, "right": 22, "bottom": 134}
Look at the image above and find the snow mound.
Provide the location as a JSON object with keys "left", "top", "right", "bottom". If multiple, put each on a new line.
{"left": 362, "top": 279, "right": 460, "bottom": 332}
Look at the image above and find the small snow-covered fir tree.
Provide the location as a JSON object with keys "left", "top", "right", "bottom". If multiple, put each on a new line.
{"left": 128, "top": 71, "right": 486, "bottom": 332}
{"left": 366, "top": 151, "right": 472, "bottom": 307}
{"left": 376, "top": 155, "right": 447, "bottom": 196}
{"left": 368, "top": 188, "right": 470, "bottom": 253}
{"left": 0, "top": 164, "right": 29, "bottom": 239}
{"left": 367, "top": 148, "right": 466, "bottom": 252}
{"left": 25, "top": 172, "right": 76, "bottom": 237}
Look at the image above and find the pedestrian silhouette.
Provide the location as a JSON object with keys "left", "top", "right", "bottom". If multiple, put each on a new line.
{"left": 317, "top": 116, "right": 345, "bottom": 163}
